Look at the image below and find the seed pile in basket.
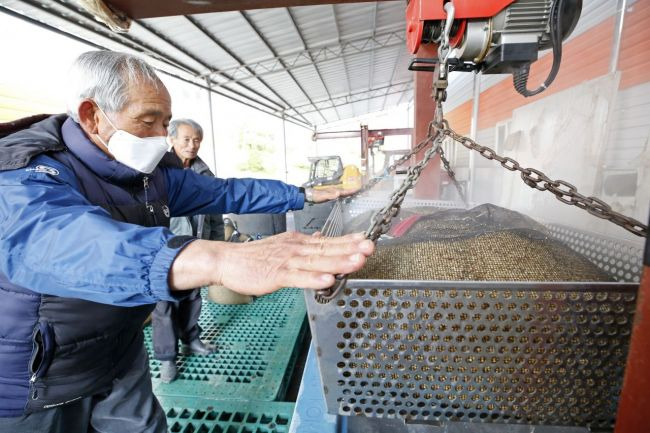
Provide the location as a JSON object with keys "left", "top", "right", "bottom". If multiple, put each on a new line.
{"left": 351, "top": 204, "right": 612, "bottom": 282}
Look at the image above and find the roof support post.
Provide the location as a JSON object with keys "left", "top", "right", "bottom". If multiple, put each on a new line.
{"left": 413, "top": 45, "right": 440, "bottom": 199}
{"left": 360, "top": 125, "right": 369, "bottom": 179}
{"left": 282, "top": 112, "right": 289, "bottom": 183}
{"left": 609, "top": 0, "right": 627, "bottom": 74}
{"left": 468, "top": 71, "right": 481, "bottom": 204}
{"left": 205, "top": 78, "right": 218, "bottom": 175}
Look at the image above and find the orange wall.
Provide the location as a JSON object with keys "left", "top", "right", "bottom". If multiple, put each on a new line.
{"left": 445, "top": 99, "right": 472, "bottom": 135}
{"left": 446, "top": 0, "right": 650, "bottom": 132}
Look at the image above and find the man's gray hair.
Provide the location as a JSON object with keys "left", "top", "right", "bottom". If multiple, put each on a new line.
{"left": 168, "top": 119, "right": 204, "bottom": 141}
{"left": 66, "top": 51, "right": 163, "bottom": 122}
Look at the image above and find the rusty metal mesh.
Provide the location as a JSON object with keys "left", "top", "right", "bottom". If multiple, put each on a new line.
{"left": 307, "top": 284, "right": 636, "bottom": 430}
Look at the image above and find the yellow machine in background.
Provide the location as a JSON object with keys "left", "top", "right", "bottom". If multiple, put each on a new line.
{"left": 338, "top": 165, "right": 362, "bottom": 190}
{"left": 303, "top": 155, "right": 362, "bottom": 191}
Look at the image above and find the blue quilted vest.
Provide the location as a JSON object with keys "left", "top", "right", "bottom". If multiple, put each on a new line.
{"left": 0, "top": 115, "right": 175, "bottom": 415}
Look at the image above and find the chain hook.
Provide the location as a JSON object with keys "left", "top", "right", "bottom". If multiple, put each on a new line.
{"left": 315, "top": 274, "right": 348, "bottom": 303}
{"left": 438, "top": 0, "right": 455, "bottom": 79}
{"left": 435, "top": 100, "right": 444, "bottom": 126}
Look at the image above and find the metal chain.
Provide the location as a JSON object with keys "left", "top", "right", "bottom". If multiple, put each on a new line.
{"left": 317, "top": 0, "right": 644, "bottom": 303}
{"left": 315, "top": 107, "right": 446, "bottom": 303}
{"left": 348, "top": 2, "right": 455, "bottom": 200}
{"left": 438, "top": 143, "right": 468, "bottom": 206}
{"left": 358, "top": 0, "right": 455, "bottom": 243}
{"left": 316, "top": 100, "right": 647, "bottom": 303}
{"left": 315, "top": 8, "right": 458, "bottom": 303}
{"left": 440, "top": 120, "right": 648, "bottom": 237}
{"left": 364, "top": 131, "right": 445, "bottom": 242}
{"left": 349, "top": 124, "right": 437, "bottom": 198}
{"left": 436, "top": 1, "right": 455, "bottom": 81}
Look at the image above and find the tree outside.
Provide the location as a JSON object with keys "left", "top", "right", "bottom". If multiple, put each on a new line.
{"left": 236, "top": 129, "right": 277, "bottom": 176}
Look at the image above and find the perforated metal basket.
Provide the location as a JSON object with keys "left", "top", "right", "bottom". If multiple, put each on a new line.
{"left": 305, "top": 198, "right": 643, "bottom": 432}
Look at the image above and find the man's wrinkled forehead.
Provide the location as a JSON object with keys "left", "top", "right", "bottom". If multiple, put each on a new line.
{"left": 178, "top": 124, "right": 200, "bottom": 137}
{"left": 138, "top": 108, "right": 169, "bottom": 119}
{"left": 123, "top": 81, "right": 172, "bottom": 116}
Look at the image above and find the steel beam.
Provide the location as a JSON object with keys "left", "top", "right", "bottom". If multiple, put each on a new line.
{"left": 396, "top": 87, "right": 409, "bottom": 106}
{"left": 105, "top": 0, "right": 391, "bottom": 19}
{"left": 12, "top": 0, "right": 198, "bottom": 75}
{"left": 367, "top": 3, "right": 378, "bottom": 114}
{"left": 183, "top": 15, "right": 313, "bottom": 126}
{"left": 161, "top": 70, "right": 311, "bottom": 130}
{"left": 213, "top": 30, "right": 405, "bottom": 86}
{"left": 285, "top": 7, "right": 341, "bottom": 122}
{"left": 313, "top": 127, "right": 412, "bottom": 140}
{"left": 296, "top": 88, "right": 412, "bottom": 116}
{"left": 239, "top": 11, "right": 327, "bottom": 124}
{"left": 290, "top": 81, "right": 413, "bottom": 115}
{"left": 296, "top": 96, "right": 410, "bottom": 116}
{"left": 332, "top": 4, "right": 356, "bottom": 117}
{"left": 135, "top": 20, "right": 294, "bottom": 115}
{"left": 136, "top": 19, "right": 289, "bottom": 115}
{"left": 2, "top": 0, "right": 306, "bottom": 123}
{"left": 381, "top": 43, "right": 405, "bottom": 111}
{"left": 0, "top": 1, "right": 312, "bottom": 128}
{"left": 368, "top": 127, "right": 413, "bottom": 137}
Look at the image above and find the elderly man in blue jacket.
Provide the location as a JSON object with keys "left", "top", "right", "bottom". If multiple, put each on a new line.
{"left": 0, "top": 50, "right": 373, "bottom": 433}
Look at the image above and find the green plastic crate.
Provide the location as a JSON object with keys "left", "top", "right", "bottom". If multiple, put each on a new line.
{"left": 145, "top": 288, "right": 306, "bottom": 401}
{"left": 159, "top": 395, "right": 294, "bottom": 433}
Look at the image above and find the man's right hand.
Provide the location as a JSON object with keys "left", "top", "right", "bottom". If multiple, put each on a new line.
{"left": 169, "top": 232, "right": 374, "bottom": 296}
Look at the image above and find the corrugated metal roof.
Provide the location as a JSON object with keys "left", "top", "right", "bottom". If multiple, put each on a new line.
{"left": 0, "top": 0, "right": 412, "bottom": 128}
{"left": 376, "top": 1, "right": 406, "bottom": 32}
{"left": 316, "top": 58, "right": 351, "bottom": 96}
{"left": 3, "top": 0, "right": 619, "bottom": 129}
{"left": 245, "top": 8, "right": 302, "bottom": 57}
{"left": 2, "top": 0, "right": 616, "bottom": 125}
{"left": 290, "top": 4, "right": 340, "bottom": 48}
{"left": 334, "top": 2, "right": 376, "bottom": 39}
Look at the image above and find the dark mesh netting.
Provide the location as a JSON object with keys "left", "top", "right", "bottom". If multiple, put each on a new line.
{"left": 348, "top": 204, "right": 612, "bottom": 282}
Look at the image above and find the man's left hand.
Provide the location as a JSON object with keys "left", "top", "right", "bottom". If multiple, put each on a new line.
{"left": 308, "top": 186, "right": 359, "bottom": 203}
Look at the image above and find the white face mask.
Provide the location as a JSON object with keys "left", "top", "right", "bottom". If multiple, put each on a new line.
{"left": 95, "top": 106, "right": 170, "bottom": 174}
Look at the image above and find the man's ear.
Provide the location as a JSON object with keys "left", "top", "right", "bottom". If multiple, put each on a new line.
{"left": 77, "top": 99, "right": 100, "bottom": 135}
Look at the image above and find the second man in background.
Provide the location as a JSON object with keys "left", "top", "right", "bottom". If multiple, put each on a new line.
{"left": 152, "top": 119, "right": 222, "bottom": 383}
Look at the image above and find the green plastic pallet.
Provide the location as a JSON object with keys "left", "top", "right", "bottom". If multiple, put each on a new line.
{"left": 144, "top": 288, "right": 306, "bottom": 402}
{"left": 159, "top": 395, "right": 295, "bottom": 433}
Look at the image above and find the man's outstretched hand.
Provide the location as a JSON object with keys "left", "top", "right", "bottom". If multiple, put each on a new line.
{"left": 308, "top": 185, "right": 360, "bottom": 203}
{"left": 169, "top": 232, "right": 374, "bottom": 296}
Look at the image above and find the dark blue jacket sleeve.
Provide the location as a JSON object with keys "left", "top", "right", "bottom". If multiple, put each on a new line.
{"left": 164, "top": 166, "right": 305, "bottom": 217}
{"left": 0, "top": 156, "right": 194, "bottom": 307}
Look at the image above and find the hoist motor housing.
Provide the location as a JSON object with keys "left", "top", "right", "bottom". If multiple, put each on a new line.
{"left": 406, "top": 0, "right": 582, "bottom": 76}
